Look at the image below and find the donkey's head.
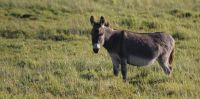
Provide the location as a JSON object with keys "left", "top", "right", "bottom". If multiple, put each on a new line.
{"left": 90, "top": 16, "right": 107, "bottom": 53}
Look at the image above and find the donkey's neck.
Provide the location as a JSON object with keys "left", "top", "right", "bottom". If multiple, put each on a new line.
{"left": 102, "top": 26, "right": 119, "bottom": 51}
{"left": 102, "top": 26, "right": 114, "bottom": 41}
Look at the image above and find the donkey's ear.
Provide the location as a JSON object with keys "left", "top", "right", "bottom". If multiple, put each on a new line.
{"left": 100, "top": 16, "right": 105, "bottom": 25}
{"left": 105, "top": 22, "right": 110, "bottom": 27}
{"left": 90, "top": 16, "right": 95, "bottom": 26}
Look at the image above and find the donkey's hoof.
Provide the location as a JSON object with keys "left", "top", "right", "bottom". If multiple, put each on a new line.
{"left": 123, "top": 79, "right": 128, "bottom": 83}
{"left": 165, "top": 70, "right": 172, "bottom": 76}
{"left": 169, "top": 66, "right": 173, "bottom": 71}
{"left": 166, "top": 71, "right": 171, "bottom": 75}
{"left": 114, "top": 73, "right": 118, "bottom": 76}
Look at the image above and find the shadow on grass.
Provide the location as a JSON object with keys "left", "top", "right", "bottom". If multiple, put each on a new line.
{"left": 0, "top": 30, "right": 27, "bottom": 39}
{"left": 128, "top": 72, "right": 168, "bottom": 93}
{"left": 80, "top": 69, "right": 113, "bottom": 81}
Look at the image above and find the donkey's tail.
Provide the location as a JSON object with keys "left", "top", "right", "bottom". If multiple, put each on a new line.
{"left": 169, "top": 48, "right": 174, "bottom": 65}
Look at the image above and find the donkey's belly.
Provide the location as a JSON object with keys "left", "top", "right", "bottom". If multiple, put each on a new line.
{"left": 127, "top": 55, "right": 156, "bottom": 66}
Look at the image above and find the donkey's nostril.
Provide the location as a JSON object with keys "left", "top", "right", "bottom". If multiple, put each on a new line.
{"left": 93, "top": 49, "right": 99, "bottom": 53}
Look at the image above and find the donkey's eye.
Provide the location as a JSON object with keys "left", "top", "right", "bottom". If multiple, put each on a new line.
{"left": 99, "top": 33, "right": 103, "bottom": 36}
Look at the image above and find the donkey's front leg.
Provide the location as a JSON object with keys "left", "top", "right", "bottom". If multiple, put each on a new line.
{"left": 121, "top": 59, "right": 127, "bottom": 82}
{"left": 111, "top": 58, "right": 120, "bottom": 76}
{"left": 113, "top": 63, "right": 119, "bottom": 76}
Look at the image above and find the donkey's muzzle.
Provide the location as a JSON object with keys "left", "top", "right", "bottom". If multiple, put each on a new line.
{"left": 93, "top": 48, "right": 99, "bottom": 53}
{"left": 92, "top": 43, "right": 100, "bottom": 53}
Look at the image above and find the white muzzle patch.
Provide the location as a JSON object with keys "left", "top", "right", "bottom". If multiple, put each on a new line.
{"left": 93, "top": 43, "right": 100, "bottom": 49}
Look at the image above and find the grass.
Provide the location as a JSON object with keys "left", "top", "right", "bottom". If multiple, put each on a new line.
{"left": 0, "top": 0, "right": 200, "bottom": 98}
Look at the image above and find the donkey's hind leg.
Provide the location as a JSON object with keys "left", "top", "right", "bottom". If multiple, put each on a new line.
{"left": 158, "top": 54, "right": 172, "bottom": 75}
{"left": 121, "top": 58, "right": 127, "bottom": 82}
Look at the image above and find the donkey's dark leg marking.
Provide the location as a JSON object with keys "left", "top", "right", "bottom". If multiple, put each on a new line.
{"left": 168, "top": 48, "right": 174, "bottom": 71}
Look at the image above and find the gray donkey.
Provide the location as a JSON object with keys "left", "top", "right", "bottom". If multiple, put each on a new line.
{"left": 90, "top": 16, "right": 175, "bottom": 82}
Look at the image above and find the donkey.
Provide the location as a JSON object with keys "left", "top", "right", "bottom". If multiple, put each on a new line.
{"left": 90, "top": 16, "right": 175, "bottom": 82}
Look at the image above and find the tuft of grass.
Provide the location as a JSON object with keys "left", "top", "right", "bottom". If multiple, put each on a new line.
{"left": 121, "top": 17, "right": 137, "bottom": 29}
{"left": 142, "top": 21, "right": 157, "bottom": 29}
{"left": 170, "top": 9, "right": 193, "bottom": 18}
{"left": 0, "top": 30, "right": 27, "bottom": 39}
{"left": 172, "top": 32, "right": 192, "bottom": 40}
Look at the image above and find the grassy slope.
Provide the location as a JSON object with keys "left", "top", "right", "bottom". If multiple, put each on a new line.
{"left": 0, "top": 0, "right": 200, "bottom": 98}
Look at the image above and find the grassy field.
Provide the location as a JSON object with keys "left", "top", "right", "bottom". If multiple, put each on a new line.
{"left": 0, "top": 0, "right": 200, "bottom": 98}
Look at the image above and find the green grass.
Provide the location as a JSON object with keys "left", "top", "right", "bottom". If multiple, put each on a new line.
{"left": 0, "top": 0, "right": 200, "bottom": 98}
